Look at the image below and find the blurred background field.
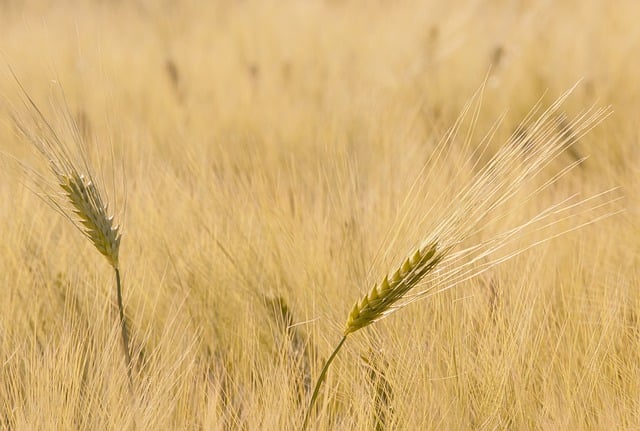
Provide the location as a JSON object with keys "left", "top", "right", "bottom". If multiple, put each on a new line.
{"left": 0, "top": 1, "right": 638, "bottom": 429}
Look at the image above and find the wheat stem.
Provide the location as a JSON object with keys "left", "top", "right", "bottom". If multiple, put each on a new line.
{"left": 115, "top": 267, "right": 133, "bottom": 389}
{"left": 302, "top": 335, "right": 347, "bottom": 431}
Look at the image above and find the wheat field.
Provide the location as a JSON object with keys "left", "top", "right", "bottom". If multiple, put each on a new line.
{"left": 0, "top": 1, "right": 639, "bottom": 430}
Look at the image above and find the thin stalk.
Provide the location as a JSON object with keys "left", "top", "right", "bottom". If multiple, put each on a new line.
{"left": 115, "top": 267, "right": 133, "bottom": 388}
{"left": 302, "top": 335, "right": 348, "bottom": 431}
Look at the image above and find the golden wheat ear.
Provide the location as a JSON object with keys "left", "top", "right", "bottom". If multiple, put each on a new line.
{"left": 10, "top": 79, "right": 132, "bottom": 388}
{"left": 60, "top": 172, "right": 121, "bottom": 268}
{"left": 302, "top": 85, "right": 617, "bottom": 430}
{"left": 345, "top": 242, "right": 441, "bottom": 335}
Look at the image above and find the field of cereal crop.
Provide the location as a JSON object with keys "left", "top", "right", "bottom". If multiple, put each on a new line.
{"left": 0, "top": 1, "right": 638, "bottom": 429}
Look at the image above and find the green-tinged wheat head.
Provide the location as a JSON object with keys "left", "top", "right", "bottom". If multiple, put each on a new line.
{"left": 60, "top": 172, "right": 121, "bottom": 268}
{"left": 345, "top": 242, "right": 441, "bottom": 335}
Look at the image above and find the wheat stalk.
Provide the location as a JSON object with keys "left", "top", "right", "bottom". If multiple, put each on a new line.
{"left": 10, "top": 78, "right": 132, "bottom": 387}
{"left": 302, "top": 85, "right": 618, "bottom": 430}
{"left": 302, "top": 242, "right": 443, "bottom": 429}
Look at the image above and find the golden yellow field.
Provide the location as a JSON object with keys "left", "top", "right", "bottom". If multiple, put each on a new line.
{"left": 1, "top": 1, "right": 639, "bottom": 430}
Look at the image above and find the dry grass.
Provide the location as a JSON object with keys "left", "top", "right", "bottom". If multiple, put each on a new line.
{"left": 0, "top": 1, "right": 639, "bottom": 430}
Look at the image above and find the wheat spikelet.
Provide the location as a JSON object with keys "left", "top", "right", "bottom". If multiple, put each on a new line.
{"left": 345, "top": 242, "right": 441, "bottom": 335}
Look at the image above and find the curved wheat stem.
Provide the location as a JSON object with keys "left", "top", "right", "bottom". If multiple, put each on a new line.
{"left": 115, "top": 267, "right": 132, "bottom": 386}
{"left": 302, "top": 336, "right": 346, "bottom": 431}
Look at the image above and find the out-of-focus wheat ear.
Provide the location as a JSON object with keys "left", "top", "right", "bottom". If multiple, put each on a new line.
{"left": 59, "top": 172, "right": 121, "bottom": 268}
{"left": 344, "top": 242, "right": 441, "bottom": 335}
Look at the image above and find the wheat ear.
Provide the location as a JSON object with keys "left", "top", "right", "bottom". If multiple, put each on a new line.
{"left": 345, "top": 242, "right": 441, "bottom": 335}
{"left": 59, "top": 172, "right": 131, "bottom": 386}
{"left": 302, "top": 242, "right": 442, "bottom": 430}
{"left": 11, "top": 80, "right": 132, "bottom": 387}
{"left": 302, "top": 85, "right": 616, "bottom": 429}
{"left": 60, "top": 172, "right": 121, "bottom": 268}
